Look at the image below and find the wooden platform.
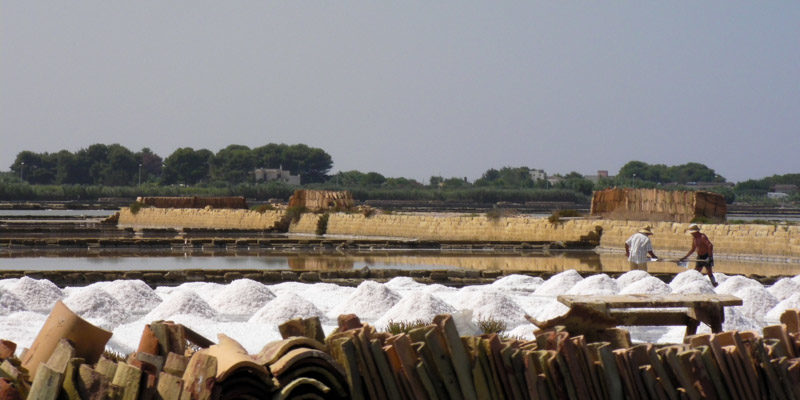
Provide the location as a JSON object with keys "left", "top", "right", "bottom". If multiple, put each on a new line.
{"left": 540, "top": 294, "right": 743, "bottom": 338}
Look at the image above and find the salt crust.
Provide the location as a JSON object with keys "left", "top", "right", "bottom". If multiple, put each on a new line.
{"left": 64, "top": 286, "right": 131, "bottom": 327}
{"left": 249, "top": 293, "right": 326, "bottom": 325}
{"left": 450, "top": 290, "right": 528, "bottom": 328}
{"left": 328, "top": 281, "right": 401, "bottom": 321}
{"left": 2, "top": 270, "right": 800, "bottom": 355}
{"left": 615, "top": 270, "right": 651, "bottom": 289}
{"left": 491, "top": 274, "right": 544, "bottom": 293}
{"left": 208, "top": 279, "right": 276, "bottom": 316}
{"left": 375, "top": 293, "right": 456, "bottom": 330}
{"left": 145, "top": 290, "right": 218, "bottom": 321}
{"left": 102, "top": 280, "right": 162, "bottom": 315}
{"left": 9, "top": 277, "right": 63, "bottom": 312}
{"left": 766, "top": 293, "right": 800, "bottom": 322}
{"left": 732, "top": 286, "right": 777, "bottom": 325}
{"left": 768, "top": 278, "right": 800, "bottom": 302}
{"left": 0, "top": 289, "right": 25, "bottom": 315}
{"left": 619, "top": 277, "right": 672, "bottom": 295}
{"left": 715, "top": 275, "right": 763, "bottom": 295}
{"left": 535, "top": 269, "right": 583, "bottom": 295}
{"left": 566, "top": 274, "right": 619, "bottom": 295}
{"left": 671, "top": 280, "right": 716, "bottom": 295}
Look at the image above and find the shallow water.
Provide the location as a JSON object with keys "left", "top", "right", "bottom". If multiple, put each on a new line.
{"left": 0, "top": 248, "right": 798, "bottom": 276}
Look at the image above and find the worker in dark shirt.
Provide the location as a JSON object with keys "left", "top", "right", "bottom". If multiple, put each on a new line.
{"left": 680, "top": 224, "right": 717, "bottom": 287}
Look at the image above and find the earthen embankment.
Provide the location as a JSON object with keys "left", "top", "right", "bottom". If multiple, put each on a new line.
{"left": 116, "top": 207, "right": 800, "bottom": 260}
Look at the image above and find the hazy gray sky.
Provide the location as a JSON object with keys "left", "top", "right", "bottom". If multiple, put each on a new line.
{"left": 2, "top": 2, "right": 799, "bottom": 183}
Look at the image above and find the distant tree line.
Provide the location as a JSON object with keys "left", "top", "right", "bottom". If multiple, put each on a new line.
{"left": 9, "top": 143, "right": 333, "bottom": 186}
{"left": 3, "top": 147, "right": 797, "bottom": 204}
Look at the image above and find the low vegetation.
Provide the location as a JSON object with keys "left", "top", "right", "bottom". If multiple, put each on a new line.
{"left": 384, "top": 319, "right": 430, "bottom": 335}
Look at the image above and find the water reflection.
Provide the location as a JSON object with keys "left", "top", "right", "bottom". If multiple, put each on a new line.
{"left": 0, "top": 248, "right": 797, "bottom": 276}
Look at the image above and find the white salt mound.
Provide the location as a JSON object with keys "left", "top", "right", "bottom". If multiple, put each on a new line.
{"left": 64, "top": 286, "right": 131, "bottom": 326}
{"left": 328, "top": 281, "right": 401, "bottom": 321}
{"left": 491, "top": 274, "right": 544, "bottom": 293}
{"left": 535, "top": 270, "right": 584, "bottom": 295}
{"left": 671, "top": 280, "right": 716, "bottom": 295}
{"left": 145, "top": 290, "right": 218, "bottom": 321}
{"left": 766, "top": 293, "right": 800, "bottom": 322}
{"left": 733, "top": 286, "right": 777, "bottom": 324}
{"left": 0, "top": 289, "right": 25, "bottom": 315}
{"left": 768, "top": 278, "right": 800, "bottom": 302}
{"left": 456, "top": 290, "right": 528, "bottom": 328}
{"left": 715, "top": 276, "right": 763, "bottom": 295}
{"left": 722, "top": 307, "right": 762, "bottom": 332}
{"left": 249, "top": 293, "right": 326, "bottom": 325}
{"left": 521, "top": 297, "right": 568, "bottom": 323}
{"left": 376, "top": 293, "right": 456, "bottom": 329}
{"left": 102, "top": 280, "right": 162, "bottom": 314}
{"left": 566, "top": 274, "right": 619, "bottom": 295}
{"left": 669, "top": 270, "right": 707, "bottom": 291}
{"left": 619, "top": 277, "right": 672, "bottom": 295}
{"left": 209, "top": 279, "right": 276, "bottom": 316}
{"left": 384, "top": 277, "right": 426, "bottom": 291}
{"left": 615, "top": 270, "right": 651, "bottom": 289}
{"left": 10, "top": 277, "right": 64, "bottom": 311}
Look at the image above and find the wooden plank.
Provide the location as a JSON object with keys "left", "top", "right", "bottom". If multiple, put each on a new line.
{"left": 661, "top": 347, "right": 702, "bottom": 400}
{"left": 94, "top": 357, "right": 118, "bottom": 380}
{"left": 369, "top": 339, "right": 402, "bottom": 400}
{"left": 384, "top": 335, "right": 427, "bottom": 400}
{"left": 433, "top": 314, "right": 477, "bottom": 400}
{"left": 558, "top": 294, "right": 743, "bottom": 308}
{"left": 679, "top": 349, "right": 717, "bottom": 399}
{"left": 327, "top": 336, "right": 365, "bottom": 400}
{"left": 424, "top": 327, "right": 463, "bottom": 400}
{"left": 709, "top": 334, "right": 743, "bottom": 400}
{"left": 732, "top": 331, "right": 768, "bottom": 399}
{"left": 696, "top": 346, "right": 731, "bottom": 400}
{"left": 763, "top": 325, "right": 796, "bottom": 358}
{"left": 751, "top": 339, "right": 788, "bottom": 400}
{"left": 592, "top": 343, "right": 623, "bottom": 400}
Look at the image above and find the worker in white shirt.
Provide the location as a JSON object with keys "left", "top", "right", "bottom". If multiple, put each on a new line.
{"left": 625, "top": 226, "right": 658, "bottom": 270}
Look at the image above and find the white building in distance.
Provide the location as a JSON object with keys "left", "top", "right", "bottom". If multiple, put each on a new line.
{"left": 254, "top": 168, "right": 301, "bottom": 185}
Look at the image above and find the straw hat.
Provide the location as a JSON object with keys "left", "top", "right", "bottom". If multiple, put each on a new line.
{"left": 687, "top": 224, "right": 701, "bottom": 233}
{"left": 638, "top": 226, "right": 653, "bottom": 235}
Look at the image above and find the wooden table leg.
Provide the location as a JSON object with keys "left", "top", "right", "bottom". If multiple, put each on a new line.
{"left": 689, "top": 301, "right": 725, "bottom": 333}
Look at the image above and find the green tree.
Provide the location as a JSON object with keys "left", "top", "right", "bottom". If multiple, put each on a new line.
{"left": 135, "top": 148, "right": 163, "bottom": 184}
{"left": 162, "top": 147, "right": 212, "bottom": 185}
{"left": 252, "top": 143, "right": 333, "bottom": 184}
{"left": 210, "top": 145, "right": 254, "bottom": 183}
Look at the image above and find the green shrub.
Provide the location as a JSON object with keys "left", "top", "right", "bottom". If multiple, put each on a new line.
{"left": 128, "top": 201, "right": 148, "bottom": 215}
{"left": 285, "top": 205, "right": 308, "bottom": 223}
{"left": 478, "top": 318, "right": 507, "bottom": 335}
{"left": 384, "top": 319, "right": 430, "bottom": 335}
{"left": 316, "top": 213, "right": 330, "bottom": 235}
